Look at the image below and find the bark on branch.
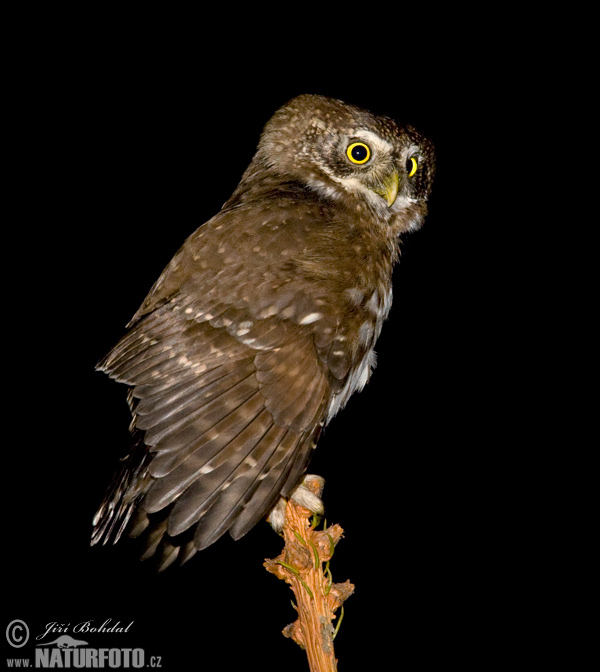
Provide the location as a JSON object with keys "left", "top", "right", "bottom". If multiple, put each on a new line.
{"left": 264, "top": 476, "right": 354, "bottom": 671}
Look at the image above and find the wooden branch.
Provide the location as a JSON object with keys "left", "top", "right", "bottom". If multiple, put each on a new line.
{"left": 264, "top": 476, "right": 354, "bottom": 672}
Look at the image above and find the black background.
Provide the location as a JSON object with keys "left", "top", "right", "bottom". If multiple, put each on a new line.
{"left": 3, "top": 13, "right": 552, "bottom": 671}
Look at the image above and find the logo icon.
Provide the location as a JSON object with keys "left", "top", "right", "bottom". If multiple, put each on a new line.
{"left": 36, "top": 635, "right": 89, "bottom": 648}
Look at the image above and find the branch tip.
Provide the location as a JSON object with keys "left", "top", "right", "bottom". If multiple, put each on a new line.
{"left": 264, "top": 480, "right": 354, "bottom": 672}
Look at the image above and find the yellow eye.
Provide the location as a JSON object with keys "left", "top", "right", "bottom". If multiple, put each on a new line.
{"left": 346, "top": 142, "right": 371, "bottom": 165}
{"left": 407, "top": 156, "right": 418, "bottom": 178}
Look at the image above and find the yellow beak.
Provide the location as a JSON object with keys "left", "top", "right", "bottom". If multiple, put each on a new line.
{"left": 372, "top": 170, "right": 399, "bottom": 207}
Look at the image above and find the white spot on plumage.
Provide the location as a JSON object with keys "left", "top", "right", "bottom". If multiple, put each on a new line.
{"left": 344, "top": 287, "right": 365, "bottom": 306}
{"left": 236, "top": 320, "right": 254, "bottom": 336}
{"left": 366, "top": 290, "right": 379, "bottom": 314}
{"left": 359, "top": 321, "right": 374, "bottom": 346}
{"left": 244, "top": 456, "right": 258, "bottom": 469}
{"left": 299, "top": 312, "right": 323, "bottom": 325}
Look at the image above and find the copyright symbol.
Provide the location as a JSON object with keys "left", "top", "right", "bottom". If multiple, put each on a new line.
{"left": 6, "top": 620, "right": 29, "bottom": 648}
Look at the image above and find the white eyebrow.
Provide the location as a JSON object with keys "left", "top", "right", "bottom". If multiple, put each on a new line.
{"left": 353, "top": 129, "right": 393, "bottom": 152}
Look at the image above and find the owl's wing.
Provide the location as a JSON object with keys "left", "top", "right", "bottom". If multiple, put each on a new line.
{"left": 93, "top": 200, "right": 340, "bottom": 569}
{"left": 127, "top": 197, "right": 337, "bottom": 327}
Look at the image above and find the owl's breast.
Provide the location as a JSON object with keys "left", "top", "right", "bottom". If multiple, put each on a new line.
{"left": 320, "top": 282, "right": 393, "bottom": 421}
{"left": 288, "top": 216, "right": 397, "bottom": 420}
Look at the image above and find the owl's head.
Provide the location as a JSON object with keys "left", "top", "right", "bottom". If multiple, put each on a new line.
{"left": 252, "top": 94, "right": 435, "bottom": 232}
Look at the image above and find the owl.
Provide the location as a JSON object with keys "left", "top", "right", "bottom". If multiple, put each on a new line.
{"left": 91, "top": 94, "right": 435, "bottom": 570}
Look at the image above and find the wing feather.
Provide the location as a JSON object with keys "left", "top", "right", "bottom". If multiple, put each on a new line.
{"left": 144, "top": 403, "right": 271, "bottom": 508}
{"left": 228, "top": 431, "right": 310, "bottom": 540}
{"left": 169, "top": 422, "right": 289, "bottom": 537}
{"left": 148, "top": 395, "right": 267, "bottom": 478}
{"left": 136, "top": 361, "right": 256, "bottom": 435}
{"left": 194, "top": 430, "right": 304, "bottom": 550}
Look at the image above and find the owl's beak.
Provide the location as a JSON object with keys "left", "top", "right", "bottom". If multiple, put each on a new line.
{"left": 372, "top": 170, "right": 399, "bottom": 207}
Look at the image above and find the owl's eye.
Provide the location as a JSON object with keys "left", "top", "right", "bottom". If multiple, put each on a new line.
{"left": 407, "top": 156, "right": 418, "bottom": 178}
{"left": 346, "top": 142, "right": 371, "bottom": 165}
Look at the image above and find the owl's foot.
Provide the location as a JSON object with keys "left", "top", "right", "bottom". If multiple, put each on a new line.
{"left": 267, "top": 474, "right": 325, "bottom": 534}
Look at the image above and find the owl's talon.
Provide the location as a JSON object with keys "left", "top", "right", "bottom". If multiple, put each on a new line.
{"left": 291, "top": 474, "right": 325, "bottom": 514}
{"left": 267, "top": 499, "right": 286, "bottom": 534}
{"left": 267, "top": 474, "right": 325, "bottom": 534}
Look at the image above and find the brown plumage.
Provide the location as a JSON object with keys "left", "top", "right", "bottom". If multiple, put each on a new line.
{"left": 91, "top": 94, "right": 435, "bottom": 570}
